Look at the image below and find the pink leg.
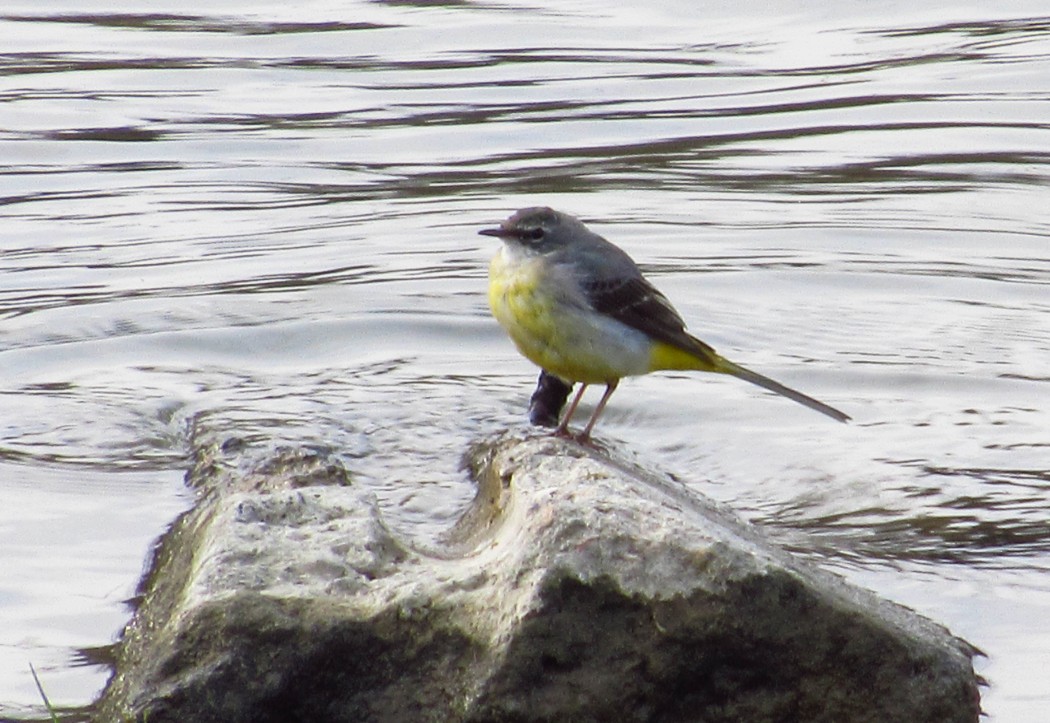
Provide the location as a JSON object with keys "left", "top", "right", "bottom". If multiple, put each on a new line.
{"left": 579, "top": 380, "right": 618, "bottom": 441}
{"left": 554, "top": 383, "right": 588, "bottom": 438}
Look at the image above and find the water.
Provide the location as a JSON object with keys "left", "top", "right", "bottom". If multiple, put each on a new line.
{"left": 1, "top": 0, "right": 1048, "bottom": 719}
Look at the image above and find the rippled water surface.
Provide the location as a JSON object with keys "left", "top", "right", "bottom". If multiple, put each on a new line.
{"left": 2, "top": 0, "right": 1048, "bottom": 719}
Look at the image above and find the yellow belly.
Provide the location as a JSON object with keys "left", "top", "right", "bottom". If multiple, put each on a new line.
{"left": 488, "top": 252, "right": 651, "bottom": 383}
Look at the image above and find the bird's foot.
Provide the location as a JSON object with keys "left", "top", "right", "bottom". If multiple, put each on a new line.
{"left": 551, "top": 427, "right": 595, "bottom": 446}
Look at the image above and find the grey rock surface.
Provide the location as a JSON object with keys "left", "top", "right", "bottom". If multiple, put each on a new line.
{"left": 96, "top": 431, "right": 982, "bottom": 722}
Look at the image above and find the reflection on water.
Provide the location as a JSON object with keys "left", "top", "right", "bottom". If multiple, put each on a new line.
{"left": 1, "top": 0, "right": 1048, "bottom": 719}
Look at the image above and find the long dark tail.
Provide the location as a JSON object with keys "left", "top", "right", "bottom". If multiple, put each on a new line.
{"left": 716, "top": 358, "right": 850, "bottom": 423}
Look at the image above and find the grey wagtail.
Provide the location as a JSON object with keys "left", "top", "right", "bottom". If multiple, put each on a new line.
{"left": 481, "top": 207, "right": 850, "bottom": 441}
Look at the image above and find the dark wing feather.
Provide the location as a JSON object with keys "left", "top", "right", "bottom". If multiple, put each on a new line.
{"left": 576, "top": 260, "right": 850, "bottom": 422}
{"left": 582, "top": 276, "right": 718, "bottom": 362}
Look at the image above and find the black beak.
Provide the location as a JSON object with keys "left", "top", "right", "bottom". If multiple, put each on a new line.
{"left": 479, "top": 227, "right": 508, "bottom": 238}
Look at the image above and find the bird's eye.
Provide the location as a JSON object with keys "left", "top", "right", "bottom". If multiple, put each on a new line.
{"left": 524, "top": 227, "right": 545, "bottom": 242}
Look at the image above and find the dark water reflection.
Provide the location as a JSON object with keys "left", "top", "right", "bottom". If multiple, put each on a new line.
{"left": 1, "top": 1, "right": 1048, "bottom": 719}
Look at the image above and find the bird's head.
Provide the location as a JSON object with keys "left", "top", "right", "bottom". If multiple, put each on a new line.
{"left": 479, "top": 207, "right": 582, "bottom": 255}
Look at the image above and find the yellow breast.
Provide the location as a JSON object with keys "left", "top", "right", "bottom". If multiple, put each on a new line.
{"left": 488, "top": 252, "right": 559, "bottom": 363}
{"left": 488, "top": 250, "right": 652, "bottom": 383}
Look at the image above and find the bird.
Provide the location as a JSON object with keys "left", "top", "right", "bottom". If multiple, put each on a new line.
{"left": 481, "top": 207, "right": 850, "bottom": 441}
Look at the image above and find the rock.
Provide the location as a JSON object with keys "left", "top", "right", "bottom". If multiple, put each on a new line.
{"left": 95, "top": 432, "right": 982, "bottom": 722}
